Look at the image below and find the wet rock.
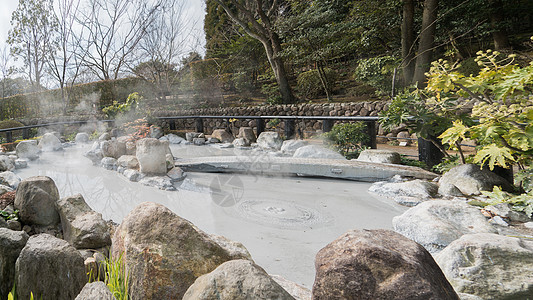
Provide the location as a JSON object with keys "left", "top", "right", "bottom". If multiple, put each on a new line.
{"left": 183, "top": 259, "right": 294, "bottom": 300}
{"left": 208, "top": 137, "right": 220, "bottom": 143}
{"left": 0, "top": 171, "right": 21, "bottom": 189}
{"left": 369, "top": 179, "right": 439, "bottom": 206}
{"left": 112, "top": 202, "right": 251, "bottom": 300}
{"left": 167, "top": 167, "right": 186, "bottom": 182}
{"left": 438, "top": 164, "right": 512, "bottom": 196}
{"left": 159, "top": 133, "right": 185, "bottom": 144}
{"left": 193, "top": 137, "right": 206, "bottom": 145}
{"left": 56, "top": 194, "right": 111, "bottom": 249}
{"left": 38, "top": 132, "right": 63, "bottom": 151}
{"left": 392, "top": 200, "right": 497, "bottom": 253}
{"left": 84, "top": 142, "right": 104, "bottom": 165}
{"left": 100, "top": 140, "right": 127, "bottom": 159}
{"left": 136, "top": 138, "right": 169, "bottom": 175}
{"left": 293, "top": 145, "right": 345, "bottom": 160}
{"left": 14, "top": 159, "right": 27, "bottom": 169}
{"left": 101, "top": 157, "right": 118, "bottom": 170}
{"left": 312, "top": 229, "right": 458, "bottom": 300}
{"left": 257, "top": 132, "right": 283, "bottom": 150}
{"left": 0, "top": 228, "right": 28, "bottom": 300}
{"left": 14, "top": 176, "right": 60, "bottom": 227}
{"left": 435, "top": 233, "right": 533, "bottom": 299}
{"left": 15, "top": 234, "right": 86, "bottom": 300}
{"left": 0, "top": 156, "right": 14, "bottom": 172}
{"left": 281, "top": 140, "right": 308, "bottom": 155}
{"left": 232, "top": 138, "right": 248, "bottom": 147}
{"left": 186, "top": 132, "right": 202, "bottom": 142}
{"left": 238, "top": 127, "right": 256, "bottom": 145}
{"left": 123, "top": 169, "right": 144, "bottom": 182}
{"left": 117, "top": 155, "right": 139, "bottom": 169}
{"left": 149, "top": 125, "right": 163, "bottom": 139}
{"left": 15, "top": 140, "right": 39, "bottom": 160}
{"left": 484, "top": 202, "right": 531, "bottom": 222}
{"left": 75, "top": 282, "right": 116, "bottom": 300}
{"left": 98, "top": 133, "right": 111, "bottom": 141}
{"left": 271, "top": 275, "right": 311, "bottom": 300}
{"left": 211, "top": 129, "right": 234, "bottom": 143}
{"left": 75, "top": 133, "right": 90, "bottom": 144}
{"left": 139, "top": 176, "right": 175, "bottom": 190}
{"left": 357, "top": 149, "right": 401, "bottom": 164}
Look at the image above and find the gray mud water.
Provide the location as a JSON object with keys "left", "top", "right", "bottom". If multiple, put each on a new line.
{"left": 15, "top": 143, "right": 408, "bottom": 287}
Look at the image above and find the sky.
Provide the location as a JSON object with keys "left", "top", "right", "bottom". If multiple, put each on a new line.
{"left": 0, "top": 0, "right": 206, "bottom": 56}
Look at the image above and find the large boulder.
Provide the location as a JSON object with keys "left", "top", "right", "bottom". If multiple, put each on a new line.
{"left": 238, "top": 127, "right": 256, "bottom": 145}
{"left": 14, "top": 176, "right": 60, "bottom": 227}
{"left": 392, "top": 200, "right": 497, "bottom": 253}
{"left": 438, "top": 164, "right": 512, "bottom": 196}
{"left": 0, "top": 228, "right": 29, "bottom": 300}
{"left": 117, "top": 155, "right": 139, "bottom": 169}
{"left": 281, "top": 140, "right": 308, "bottom": 155}
{"left": 0, "top": 171, "right": 21, "bottom": 189}
{"left": 56, "top": 194, "right": 111, "bottom": 249}
{"left": 100, "top": 140, "right": 127, "bottom": 159}
{"left": 111, "top": 202, "right": 252, "bottom": 300}
{"left": 75, "top": 133, "right": 90, "bottom": 144}
{"left": 357, "top": 149, "right": 401, "bottom": 164}
{"left": 75, "top": 282, "right": 116, "bottom": 300}
{"left": 101, "top": 157, "right": 118, "bottom": 170}
{"left": 257, "top": 132, "right": 283, "bottom": 150}
{"left": 38, "top": 133, "right": 62, "bottom": 151}
{"left": 435, "top": 233, "right": 533, "bottom": 299}
{"left": 368, "top": 179, "right": 439, "bottom": 206}
{"left": 183, "top": 259, "right": 294, "bottom": 300}
{"left": 15, "top": 234, "right": 87, "bottom": 300}
{"left": 84, "top": 142, "right": 104, "bottom": 165}
{"left": 135, "top": 138, "right": 169, "bottom": 175}
{"left": 211, "top": 129, "right": 234, "bottom": 143}
{"left": 293, "top": 145, "right": 345, "bottom": 160}
{"left": 16, "top": 140, "right": 39, "bottom": 160}
{"left": 0, "top": 156, "right": 14, "bottom": 172}
{"left": 312, "top": 229, "right": 458, "bottom": 300}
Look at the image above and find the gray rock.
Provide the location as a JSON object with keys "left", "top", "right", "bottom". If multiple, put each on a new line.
{"left": 357, "top": 149, "right": 401, "bottom": 164}
{"left": 123, "top": 169, "right": 144, "bottom": 182}
{"left": 98, "top": 132, "right": 111, "bottom": 141}
{"left": 186, "top": 132, "right": 202, "bottom": 142}
{"left": 207, "top": 137, "right": 220, "bottom": 143}
{"left": 167, "top": 167, "right": 186, "bottom": 182}
{"left": 100, "top": 140, "right": 127, "bottom": 159}
{"left": 193, "top": 137, "right": 206, "bottom": 146}
{"left": 56, "top": 194, "right": 111, "bottom": 249}
{"left": 232, "top": 138, "right": 248, "bottom": 147}
{"left": 7, "top": 220, "right": 20, "bottom": 231}
{"left": 112, "top": 202, "right": 252, "bottom": 299}
{"left": 101, "top": 157, "right": 118, "bottom": 170}
{"left": 312, "top": 229, "right": 459, "bottom": 300}
{"left": 292, "top": 145, "right": 345, "bottom": 160}
{"left": 392, "top": 200, "right": 497, "bottom": 253}
{"left": 525, "top": 222, "right": 533, "bottom": 229}
{"left": 0, "top": 171, "right": 21, "bottom": 189}
{"left": 219, "top": 143, "right": 234, "bottom": 149}
{"left": 484, "top": 202, "right": 531, "bottom": 222}
{"left": 75, "top": 133, "right": 90, "bottom": 144}
{"left": 270, "top": 275, "right": 311, "bottom": 300}
{"left": 457, "top": 294, "right": 483, "bottom": 300}
{"left": 14, "top": 176, "right": 60, "bottom": 227}
{"left": 281, "top": 140, "right": 308, "bottom": 155}
{"left": 139, "top": 176, "right": 175, "bottom": 191}
{"left": 38, "top": 133, "right": 63, "bottom": 151}
{"left": 435, "top": 233, "right": 533, "bottom": 299}
{"left": 149, "top": 125, "right": 163, "bottom": 139}
{"left": 15, "top": 140, "right": 39, "bottom": 160}
{"left": 0, "top": 228, "right": 29, "bottom": 300}
{"left": 211, "top": 129, "right": 234, "bottom": 143}
{"left": 75, "top": 282, "right": 116, "bottom": 300}
{"left": 0, "top": 217, "right": 6, "bottom": 228}
{"left": 84, "top": 142, "right": 103, "bottom": 165}
{"left": 14, "top": 159, "right": 28, "bottom": 169}
{"left": 488, "top": 215, "right": 508, "bottom": 226}
{"left": 15, "top": 234, "right": 86, "bottom": 300}
{"left": 117, "top": 155, "right": 139, "bottom": 169}
{"left": 369, "top": 179, "right": 439, "bottom": 200}
{"left": 183, "top": 259, "right": 295, "bottom": 300}
{"left": 207, "top": 233, "right": 253, "bottom": 261}
{"left": 257, "top": 132, "right": 283, "bottom": 150}
{"left": 160, "top": 134, "right": 185, "bottom": 144}
{"left": 238, "top": 127, "right": 256, "bottom": 145}
{"left": 438, "top": 183, "right": 465, "bottom": 197}
{"left": 136, "top": 138, "right": 169, "bottom": 175}
{"left": 0, "top": 156, "right": 14, "bottom": 172}
{"left": 438, "top": 164, "right": 512, "bottom": 196}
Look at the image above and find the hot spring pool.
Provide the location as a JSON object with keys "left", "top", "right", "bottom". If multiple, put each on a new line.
{"left": 15, "top": 143, "right": 408, "bottom": 287}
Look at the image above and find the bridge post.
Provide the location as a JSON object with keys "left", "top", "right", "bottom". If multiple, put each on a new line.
{"left": 169, "top": 120, "right": 176, "bottom": 131}
{"left": 284, "top": 119, "right": 295, "bottom": 139}
{"left": 363, "top": 121, "right": 377, "bottom": 149}
{"left": 418, "top": 137, "right": 444, "bottom": 167}
{"left": 256, "top": 118, "right": 265, "bottom": 136}
{"left": 6, "top": 131, "right": 12, "bottom": 143}
{"left": 322, "top": 119, "right": 333, "bottom": 132}
{"left": 195, "top": 118, "right": 204, "bottom": 133}
{"left": 22, "top": 128, "right": 30, "bottom": 139}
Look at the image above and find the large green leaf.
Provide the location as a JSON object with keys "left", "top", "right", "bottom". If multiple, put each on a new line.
{"left": 473, "top": 143, "right": 515, "bottom": 170}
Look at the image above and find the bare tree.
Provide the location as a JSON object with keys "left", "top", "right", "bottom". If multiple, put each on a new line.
{"left": 76, "top": 0, "right": 163, "bottom": 81}
{"left": 212, "top": 0, "right": 295, "bottom": 104}
{"left": 0, "top": 45, "right": 15, "bottom": 99}
{"left": 7, "top": 0, "right": 57, "bottom": 91}
{"left": 132, "top": 0, "right": 198, "bottom": 99}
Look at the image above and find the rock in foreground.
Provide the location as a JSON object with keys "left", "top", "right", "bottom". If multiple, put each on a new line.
{"left": 14, "top": 176, "right": 60, "bottom": 227}
{"left": 312, "top": 229, "right": 459, "bottom": 300}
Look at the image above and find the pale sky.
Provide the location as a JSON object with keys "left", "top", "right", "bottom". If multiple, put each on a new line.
{"left": 0, "top": 0, "right": 206, "bottom": 56}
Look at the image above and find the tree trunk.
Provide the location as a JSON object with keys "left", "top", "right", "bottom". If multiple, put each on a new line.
{"left": 316, "top": 61, "right": 331, "bottom": 102}
{"left": 261, "top": 33, "right": 295, "bottom": 104}
{"left": 489, "top": 0, "right": 511, "bottom": 50}
{"left": 412, "top": 0, "right": 438, "bottom": 87}
{"left": 401, "top": 0, "right": 415, "bottom": 85}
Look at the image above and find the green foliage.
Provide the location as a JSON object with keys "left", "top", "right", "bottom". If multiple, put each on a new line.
{"left": 353, "top": 56, "right": 398, "bottom": 95}
{"left": 296, "top": 68, "right": 337, "bottom": 99}
{"left": 323, "top": 122, "right": 369, "bottom": 156}
{"left": 104, "top": 253, "right": 130, "bottom": 300}
{"left": 400, "top": 155, "right": 429, "bottom": 170}
{"left": 8, "top": 282, "right": 16, "bottom": 300}
{"left": 474, "top": 186, "right": 533, "bottom": 218}
{"left": 267, "top": 118, "right": 280, "bottom": 128}
{"left": 0, "top": 209, "right": 19, "bottom": 222}
{"left": 102, "top": 92, "right": 142, "bottom": 119}
{"left": 259, "top": 72, "right": 282, "bottom": 105}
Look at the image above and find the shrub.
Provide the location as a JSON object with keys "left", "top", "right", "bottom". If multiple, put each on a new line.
{"left": 323, "top": 122, "right": 369, "bottom": 157}
{"left": 353, "top": 56, "right": 398, "bottom": 95}
{"left": 102, "top": 92, "right": 142, "bottom": 119}
{"left": 296, "top": 68, "right": 337, "bottom": 99}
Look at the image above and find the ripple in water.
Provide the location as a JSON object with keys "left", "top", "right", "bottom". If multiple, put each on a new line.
{"left": 238, "top": 199, "right": 331, "bottom": 229}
